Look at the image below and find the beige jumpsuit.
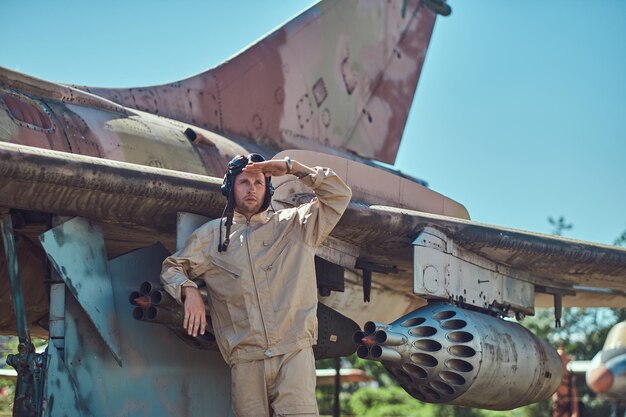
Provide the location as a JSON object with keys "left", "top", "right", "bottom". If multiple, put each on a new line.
{"left": 161, "top": 167, "right": 351, "bottom": 417}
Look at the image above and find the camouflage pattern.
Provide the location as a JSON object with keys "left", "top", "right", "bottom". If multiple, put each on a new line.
{"left": 78, "top": 0, "right": 436, "bottom": 165}
{"left": 0, "top": 0, "right": 438, "bottom": 192}
{"left": 0, "top": 68, "right": 245, "bottom": 177}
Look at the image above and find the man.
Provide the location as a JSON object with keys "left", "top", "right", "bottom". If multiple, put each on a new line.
{"left": 160, "top": 154, "right": 352, "bottom": 417}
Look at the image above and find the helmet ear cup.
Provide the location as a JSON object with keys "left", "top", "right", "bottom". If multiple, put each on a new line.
{"left": 260, "top": 177, "right": 273, "bottom": 212}
{"left": 221, "top": 173, "right": 233, "bottom": 197}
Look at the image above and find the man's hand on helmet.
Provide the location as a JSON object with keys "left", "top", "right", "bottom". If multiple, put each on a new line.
{"left": 243, "top": 158, "right": 315, "bottom": 178}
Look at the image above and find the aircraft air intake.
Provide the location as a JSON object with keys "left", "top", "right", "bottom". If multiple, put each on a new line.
{"left": 355, "top": 303, "right": 563, "bottom": 410}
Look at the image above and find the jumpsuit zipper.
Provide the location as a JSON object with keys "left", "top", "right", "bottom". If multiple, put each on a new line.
{"left": 245, "top": 220, "right": 271, "bottom": 351}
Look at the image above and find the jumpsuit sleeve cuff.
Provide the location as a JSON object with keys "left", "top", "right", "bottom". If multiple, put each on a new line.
{"left": 167, "top": 278, "right": 198, "bottom": 304}
{"left": 299, "top": 166, "right": 326, "bottom": 189}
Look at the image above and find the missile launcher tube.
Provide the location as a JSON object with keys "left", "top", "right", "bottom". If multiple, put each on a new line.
{"left": 356, "top": 303, "right": 563, "bottom": 410}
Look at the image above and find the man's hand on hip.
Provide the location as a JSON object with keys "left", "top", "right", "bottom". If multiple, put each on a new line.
{"left": 182, "top": 286, "right": 206, "bottom": 337}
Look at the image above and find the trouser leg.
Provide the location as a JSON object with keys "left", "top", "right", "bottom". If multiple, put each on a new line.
{"left": 270, "top": 347, "right": 319, "bottom": 417}
{"left": 231, "top": 359, "right": 271, "bottom": 417}
{"left": 231, "top": 347, "right": 319, "bottom": 417}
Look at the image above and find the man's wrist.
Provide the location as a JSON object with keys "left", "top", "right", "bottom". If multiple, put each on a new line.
{"left": 284, "top": 156, "right": 293, "bottom": 174}
{"left": 181, "top": 283, "right": 198, "bottom": 300}
{"left": 290, "top": 160, "right": 315, "bottom": 179}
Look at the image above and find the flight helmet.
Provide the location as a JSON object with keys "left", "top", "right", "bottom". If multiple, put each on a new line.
{"left": 219, "top": 153, "right": 273, "bottom": 252}
{"left": 221, "top": 153, "right": 273, "bottom": 212}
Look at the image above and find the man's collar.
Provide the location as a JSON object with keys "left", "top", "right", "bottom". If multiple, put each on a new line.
{"left": 232, "top": 209, "right": 271, "bottom": 224}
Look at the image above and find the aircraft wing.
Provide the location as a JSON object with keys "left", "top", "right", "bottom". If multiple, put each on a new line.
{"left": 2, "top": 142, "right": 625, "bottom": 318}
{"left": 0, "top": 141, "right": 226, "bottom": 233}
{"left": 269, "top": 149, "right": 626, "bottom": 312}
{"left": 335, "top": 203, "right": 626, "bottom": 308}
{"left": 2, "top": 143, "right": 625, "bottom": 413}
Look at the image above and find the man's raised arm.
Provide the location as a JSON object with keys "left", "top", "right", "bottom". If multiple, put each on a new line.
{"left": 244, "top": 158, "right": 352, "bottom": 247}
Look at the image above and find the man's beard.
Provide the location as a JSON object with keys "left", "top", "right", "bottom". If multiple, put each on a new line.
{"left": 235, "top": 198, "right": 263, "bottom": 217}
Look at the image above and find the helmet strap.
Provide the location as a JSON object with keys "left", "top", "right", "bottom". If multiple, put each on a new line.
{"left": 218, "top": 192, "right": 235, "bottom": 252}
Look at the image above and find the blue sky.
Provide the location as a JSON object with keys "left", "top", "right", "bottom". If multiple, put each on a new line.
{"left": 1, "top": 1, "right": 624, "bottom": 245}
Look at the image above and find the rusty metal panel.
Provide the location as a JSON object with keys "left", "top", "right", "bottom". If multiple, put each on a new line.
{"left": 58, "top": 242, "right": 232, "bottom": 416}
{"left": 0, "top": 93, "right": 54, "bottom": 132}
{"left": 39, "top": 217, "right": 122, "bottom": 364}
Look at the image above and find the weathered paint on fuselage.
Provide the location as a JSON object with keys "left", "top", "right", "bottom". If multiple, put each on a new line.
{"left": 79, "top": 0, "right": 436, "bottom": 165}
{"left": 0, "top": 69, "right": 250, "bottom": 177}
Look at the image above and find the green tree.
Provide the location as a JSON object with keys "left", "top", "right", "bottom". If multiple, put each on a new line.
{"left": 548, "top": 216, "right": 573, "bottom": 236}
{"left": 0, "top": 336, "right": 17, "bottom": 416}
{"left": 348, "top": 385, "right": 437, "bottom": 417}
{"left": 614, "top": 226, "right": 626, "bottom": 247}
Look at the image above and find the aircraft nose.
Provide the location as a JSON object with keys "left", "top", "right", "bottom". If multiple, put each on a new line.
{"left": 586, "top": 364, "right": 613, "bottom": 393}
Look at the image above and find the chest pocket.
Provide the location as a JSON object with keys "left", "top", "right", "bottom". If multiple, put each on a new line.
{"left": 253, "top": 224, "right": 292, "bottom": 265}
{"left": 261, "top": 239, "right": 296, "bottom": 312}
{"left": 204, "top": 257, "right": 247, "bottom": 328}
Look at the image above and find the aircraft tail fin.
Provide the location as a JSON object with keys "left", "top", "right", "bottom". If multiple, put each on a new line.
{"left": 79, "top": 0, "right": 441, "bottom": 164}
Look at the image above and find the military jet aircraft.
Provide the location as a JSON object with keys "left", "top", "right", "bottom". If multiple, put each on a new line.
{"left": 553, "top": 321, "right": 626, "bottom": 417}
{"left": 586, "top": 320, "right": 626, "bottom": 411}
{"left": 566, "top": 320, "right": 626, "bottom": 417}
{"left": 1, "top": 0, "right": 626, "bottom": 415}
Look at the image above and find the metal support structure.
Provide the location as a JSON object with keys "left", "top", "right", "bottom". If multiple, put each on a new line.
{"left": 554, "top": 294, "right": 563, "bottom": 328}
{"left": 40, "top": 217, "right": 122, "bottom": 365}
{"left": 47, "top": 216, "right": 71, "bottom": 355}
{"left": 362, "top": 269, "right": 371, "bottom": 303}
{"left": 413, "top": 226, "right": 535, "bottom": 317}
{"left": 42, "top": 242, "right": 233, "bottom": 416}
{"left": 355, "top": 259, "right": 398, "bottom": 303}
{"left": 1, "top": 214, "right": 46, "bottom": 416}
{"left": 1, "top": 215, "right": 30, "bottom": 345}
{"left": 48, "top": 276, "right": 66, "bottom": 353}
